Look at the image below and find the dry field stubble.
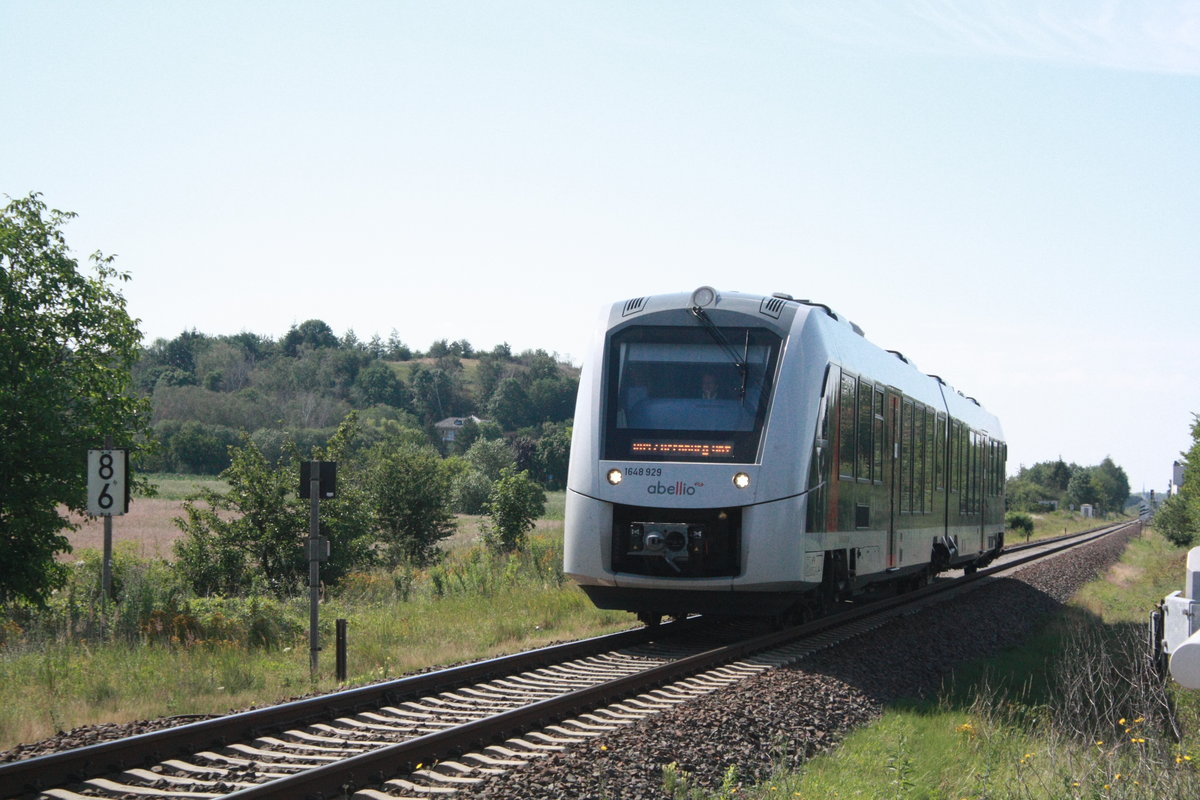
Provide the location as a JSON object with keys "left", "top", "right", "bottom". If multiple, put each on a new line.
{"left": 60, "top": 497, "right": 561, "bottom": 562}
{"left": 61, "top": 499, "right": 187, "bottom": 562}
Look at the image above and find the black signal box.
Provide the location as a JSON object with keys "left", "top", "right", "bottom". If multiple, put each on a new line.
{"left": 300, "top": 461, "right": 337, "bottom": 499}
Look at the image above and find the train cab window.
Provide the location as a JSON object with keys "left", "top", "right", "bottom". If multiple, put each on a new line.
{"left": 604, "top": 325, "right": 781, "bottom": 462}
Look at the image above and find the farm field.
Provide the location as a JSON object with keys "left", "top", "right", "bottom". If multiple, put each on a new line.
{"left": 61, "top": 476, "right": 569, "bottom": 562}
{"left": 62, "top": 499, "right": 188, "bottom": 562}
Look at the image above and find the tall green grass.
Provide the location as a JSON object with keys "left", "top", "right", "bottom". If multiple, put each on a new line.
{"left": 0, "top": 530, "right": 629, "bottom": 750}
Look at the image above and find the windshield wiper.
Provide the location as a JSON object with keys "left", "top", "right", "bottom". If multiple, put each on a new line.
{"left": 690, "top": 306, "right": 749, "bottom": 399}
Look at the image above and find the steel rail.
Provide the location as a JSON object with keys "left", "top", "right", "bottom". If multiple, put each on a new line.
{"left": 219, "top": 519, "right": 1138, "bottom": 800}
{"left": 1003, "top": 518, "right": 1134, "bottom": 555}
{"left": 0, "top": 621, "right": 700, "bottom": 797}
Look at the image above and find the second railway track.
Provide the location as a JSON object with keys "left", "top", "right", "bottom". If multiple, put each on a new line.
{"left": 1, "top": 520, "right": 1137, "bottom": 800}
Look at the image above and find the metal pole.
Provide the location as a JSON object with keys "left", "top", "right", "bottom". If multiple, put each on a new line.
{"left": 336, "top": 618, "right": 347, "bottom": 682}
{"left": 101, "top": 435, "right": 113, "bottom": 601}
{"left": 309, "top": 460, "right": 321, "bottom": 680}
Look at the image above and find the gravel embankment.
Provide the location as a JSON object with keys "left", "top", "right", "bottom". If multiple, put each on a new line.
{"left": 471, "top": 528, "right": 1137, "bottom": 800}
{"left": 0, "top": 526, "right": 1137, "bottom": 799}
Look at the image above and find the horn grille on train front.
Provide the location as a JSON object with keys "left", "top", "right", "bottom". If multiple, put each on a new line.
{"left": 622, "top": 297, "right": 648, "bottom": 316}
{"left": 759, "top": 296, "right": 787, "bottom": 319}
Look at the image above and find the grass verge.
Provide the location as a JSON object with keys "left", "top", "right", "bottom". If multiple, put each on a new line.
{"left": 722, "top": 527, "right": 1200, "bottom": 800}
{"left": 0, "top": 530, "right": 629, "bottom": 751}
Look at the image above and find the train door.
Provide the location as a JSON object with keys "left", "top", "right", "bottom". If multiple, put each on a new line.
{"left": 885, "top": 391, "right": 901, "bottom": 569}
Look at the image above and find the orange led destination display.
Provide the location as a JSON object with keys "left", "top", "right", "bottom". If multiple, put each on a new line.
{"left": 630, "top": 440, "right": 735, "bottom": 459}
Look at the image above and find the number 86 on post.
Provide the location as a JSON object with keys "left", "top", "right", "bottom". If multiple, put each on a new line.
{"left": 87, "top": 449, "right": 128, "bottom": 516}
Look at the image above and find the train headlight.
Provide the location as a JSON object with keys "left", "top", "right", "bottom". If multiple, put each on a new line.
{"left": 691, "top": 285, "right": 717, "bottom": 308}
{"left": 607, "top": 469, "right": 623, "bottom": 485}
{"left": 732, "top": 472, "right": 751, "bottom": 489}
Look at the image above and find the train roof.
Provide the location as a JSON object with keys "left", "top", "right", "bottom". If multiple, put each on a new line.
{"left": 609, "top": 287, "right": 1003, "bottom": 440}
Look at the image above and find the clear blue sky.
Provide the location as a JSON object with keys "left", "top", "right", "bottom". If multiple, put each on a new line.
{"left": 3, "top": 1, "right": 1198, "bottom": 493}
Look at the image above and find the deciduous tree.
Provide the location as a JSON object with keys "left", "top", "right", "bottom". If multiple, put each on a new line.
{"left": 368, "top": 440, "right": 456, "bottom": 567}
{"left": 0, "top": 194, "right": 151, "bottom": 605}
{"left": 173, "top": 415, "right": 374, "bottom": 596}
{"left": 1157, "top": 414, "right": 1200, "bottom": 547}
{"left": 482, "top": 467, "right": 545, "bottom": 553}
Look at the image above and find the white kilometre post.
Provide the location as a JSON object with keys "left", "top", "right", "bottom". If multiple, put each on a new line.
{"left": 87, "top": 440, "right": 128, "bottom": 600}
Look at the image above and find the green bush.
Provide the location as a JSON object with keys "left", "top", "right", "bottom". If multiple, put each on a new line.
{"left": 482, "top": 468, "right": 545, "bottom": 553}
{"left": 1006, "top": 511, "right": 1035, "bottom": 540}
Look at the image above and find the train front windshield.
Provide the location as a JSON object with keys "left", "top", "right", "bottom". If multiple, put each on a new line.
{"left": 604, "top": 325, "right": 781, "bottom": 462}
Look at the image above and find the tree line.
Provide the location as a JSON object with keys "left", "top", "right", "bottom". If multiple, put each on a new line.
{"left": 1005, "top": 456, "right": 1132, "bottom": 515}
{"left": 136, "top": 320, "right": 578, "bottom": 480}
{"left": 0, "top": 193, "right": 567, "bottom": 606}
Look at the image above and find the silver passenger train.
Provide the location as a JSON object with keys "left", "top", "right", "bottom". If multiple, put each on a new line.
{"left": 564, "top": 287, "right": 1006, "bottom": 625}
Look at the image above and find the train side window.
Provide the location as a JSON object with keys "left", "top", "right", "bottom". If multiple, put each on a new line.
{"left": 993, "top": 441, "right": 1001, "bottom": 497}
{"left": 970, "top": 431, "right": 980, "bottom": 513}
{"left": 977, "top": 433, "right": 984, "bottom": 512}
{"left": 901, "top": 399, "right": 914, "bottom": 514}
{"left": 991, "top": 442, "right": 997, "bottom": 497}
{"left": 819, "top": 366, "right": 832, "bottom": 442}
{"left": 857, "top": 379, "right": 873, "bottom": 482}
{"left": 1001, "top": 443, "right": 1008, "bottom": 495}
{"left": 838, "top": 372, "right": 857, "bottom": 480}
{"left": 962, "top": 425, "right": 971, "bottom": 510}
{"left": 960, "top": 422, "right": 968, "bottom": 499}
{"left": 995, "top": 442, "right": 1001, "bottom": 496}
{"left": 914, "top": 404, "right": 925, "bottom": 513}
{"left": 872, "top": 386, "right": 885, "bottom": 484}
{"left": 989, "top": 442, "right": 995, "bottom": 497}
{"left": 981, "top": 435, "right": 987, "bottom": 510}
{"left": 952, "top": 421, "right": 964, "bottom": 509}
{"left": 926, "top": 407, "right": 936, "bottom": 513}
{"left": 946, "top": 420, "right": 955, "bottom": 496}
{"left": 934, "top": 413, "right": 946, "bottom": 492}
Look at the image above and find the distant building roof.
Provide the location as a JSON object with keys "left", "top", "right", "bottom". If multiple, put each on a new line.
{"left": 434, "top": 416, "right": 486, "bottom": 441}
{"left": 435, "top": 415, "right": 485, "bottom": 430}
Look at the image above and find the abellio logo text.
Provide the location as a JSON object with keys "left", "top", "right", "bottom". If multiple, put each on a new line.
{"left": 648, "top": 481, "right": 696, "bottom": 496}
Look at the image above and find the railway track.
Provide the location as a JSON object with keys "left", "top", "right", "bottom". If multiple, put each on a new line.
{"left": 1, "top": 520, "right": 1135, "bottom": 800}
